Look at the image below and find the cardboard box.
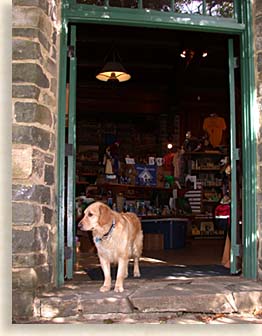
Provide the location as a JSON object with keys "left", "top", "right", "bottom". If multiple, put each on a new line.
{"left": 143, "top": 233, "right": 164, "bottom": 250}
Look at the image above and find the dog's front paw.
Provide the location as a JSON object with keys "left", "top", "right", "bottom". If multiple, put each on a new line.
{"left": 114, "top": 285, "right": 124, "bottom": 293}
{"left": 100, "top": 285, "right": 111, "bottom": 292}
{"left": 134, "top": 271, "right": 141, "bottom": 277}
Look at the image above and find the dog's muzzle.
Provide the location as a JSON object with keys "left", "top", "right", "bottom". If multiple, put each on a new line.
{"left": 78, "top": 221, "right": 94, "bottom": 231}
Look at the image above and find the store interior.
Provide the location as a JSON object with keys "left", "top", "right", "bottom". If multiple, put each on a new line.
{"left": 70, "top": 23, "right": 242, "bottom": 278}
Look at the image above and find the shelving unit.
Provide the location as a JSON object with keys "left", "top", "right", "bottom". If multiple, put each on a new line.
{"left": 185, "top": 150, "right": 228, "bottom": 239}
{"left": 94, "top": 182, "right": 174, "bottom": 214}
{"left": 75, "top": 147, "right": 228, "bottom": 239}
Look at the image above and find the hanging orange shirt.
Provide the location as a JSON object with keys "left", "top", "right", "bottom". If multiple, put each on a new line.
{"left": 203, "top": 115, "right": 226, "bottom": 147}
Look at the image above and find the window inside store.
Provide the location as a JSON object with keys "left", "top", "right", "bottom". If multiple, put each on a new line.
{"left": 75, "top": 0, "right": 235, "bottom": 18}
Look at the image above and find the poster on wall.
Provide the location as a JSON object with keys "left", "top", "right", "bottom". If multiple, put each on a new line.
{"left": 135, "top": 164, "right": 157, "bottom": 186}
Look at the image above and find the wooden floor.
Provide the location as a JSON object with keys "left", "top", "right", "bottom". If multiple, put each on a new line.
{"left": 74, "top": 238, "right": 226, "bottom": 276}
{"left": 142, "top": 238, "right": 226, "bottom": 266}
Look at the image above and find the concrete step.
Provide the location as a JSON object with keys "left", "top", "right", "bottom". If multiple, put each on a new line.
{"left": 34, "top": 276, "right": 262, "bottom": 322}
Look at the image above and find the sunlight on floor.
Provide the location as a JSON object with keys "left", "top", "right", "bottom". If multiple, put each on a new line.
{"left": 74, "top": 270, "right": 87, "bottom": 275}
{"left": 52, "top": 317, "right": 65, "bottom": 323}
{"left": 135, "top": 256, "right": 167, "bottom": 264}
{"left": 165, "top": 276, "right": 189, "bottom": 280}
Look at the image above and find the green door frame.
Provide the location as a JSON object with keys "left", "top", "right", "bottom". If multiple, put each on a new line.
{"left": 66, "top": 25, "right": 77, "bottom": 280}
{"left": 240, "top": 1, "right": 257, "bottom": 279}
{"left": 228, "top": 38, "right": 239, "bottom": 275}
{"left": 57, "top": 18, "right": 67, "bottom": 286}
{"left": 57, "top": 0, "right": 257, "bottom": 286}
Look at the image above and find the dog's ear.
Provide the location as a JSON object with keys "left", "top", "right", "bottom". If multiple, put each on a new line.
{"left": 98, "top": 203, "right": 113, "bottom": 227}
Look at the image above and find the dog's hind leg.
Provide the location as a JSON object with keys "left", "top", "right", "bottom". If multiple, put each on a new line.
{"left": 133, "top": 256, "right": 141, "bottom": 277}
{"left": 124, "top": 263, "right": 129, "bottom": 279}
{"left": 132, "top": 231, "right": 143, "bottom": 277}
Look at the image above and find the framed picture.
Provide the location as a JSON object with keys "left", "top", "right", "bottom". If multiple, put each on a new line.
{"left": 125, "top": 157, "right": 135, "bottom": 164}
{"left": 135, "top": 164, "right": 157, "bottom": 186}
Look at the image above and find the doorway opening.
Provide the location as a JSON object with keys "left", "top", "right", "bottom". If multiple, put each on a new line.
{"left": 67, "top": 22, "right": 243, "bottom": 280}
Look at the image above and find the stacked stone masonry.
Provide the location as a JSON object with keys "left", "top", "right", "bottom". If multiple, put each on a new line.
{"left": 12, "top": 0, "right": 60, "bottom": 319}
{"left": 11, "top": 0, "right": 262, "bottom": 321}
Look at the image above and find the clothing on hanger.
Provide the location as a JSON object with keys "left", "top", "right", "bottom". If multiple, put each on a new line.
{"left": 203, "top": 114, "right": 226, "bottom": 147}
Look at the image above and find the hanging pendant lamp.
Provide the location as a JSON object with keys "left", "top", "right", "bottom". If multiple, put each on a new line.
{"left": 96, "top": 45, "right": 131, "bottom": 83}
{"left": 96, "top": 61, "right": 131, "bottom": 82}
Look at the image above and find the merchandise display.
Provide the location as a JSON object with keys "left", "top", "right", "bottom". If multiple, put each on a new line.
{"left": 75, "top": 114, "right": 230, "bottom": 242}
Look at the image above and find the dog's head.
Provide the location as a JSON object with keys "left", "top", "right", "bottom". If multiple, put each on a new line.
{"left": 78, "top": 201, "right": 113, "bottom": 234}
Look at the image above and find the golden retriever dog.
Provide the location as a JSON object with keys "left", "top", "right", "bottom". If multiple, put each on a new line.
{"left": 78, "top": 201, "right": 143, "bottom": 292}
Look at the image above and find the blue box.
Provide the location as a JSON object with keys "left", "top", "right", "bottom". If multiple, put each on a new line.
{"left": 171, "top": 220, "right": 188, "bottom": 249}
{"left": 141, "top": 218, "right": 188, "bottom": 249}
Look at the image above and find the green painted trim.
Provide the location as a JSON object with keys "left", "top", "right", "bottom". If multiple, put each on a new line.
{"left": 228, "top": 38, "right": 238, "bottom": 274}
{"left": 240, "top": 1, "right": 257, "bottom": 279}
{"left": 56, "top": 20, "right": 68, "bottom": 287}
{"left": 70, "top": 0, "right": 238, "bottom": 21}
{"left": 234, "top": 0, "right": 241, "bottom": 23}
{"left": 66, "top": 25, "right": 77, "bottom": 280}
{"left": 170, "top": 0, "right": 175, "bottom": 12}
{"left": 63, "top": 5, "right": 244, "bottom": 34}
{"left": 202, "top": 0, "right": 207, "bottom": 16}
{"left": 58, "top": 0, "right": 257, "bottom": 280}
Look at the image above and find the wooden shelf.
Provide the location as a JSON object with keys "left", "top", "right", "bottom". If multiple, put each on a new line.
{"left": 96, "top": 183, "right": 173, "bottom": 192}
{"left": 192, "top": 235, "right": 224, "bottom": 240}
{"left": 76, "top": 181, "right": 96, "bottom": 185}
{"left": 185, "top": 151, "right": 224, "bottom": 156}
{"left": 203, "top": 184, "right": 222, "bottom": 188}
{"left": 191, "top": 168, "right": 220, "bottom": 171}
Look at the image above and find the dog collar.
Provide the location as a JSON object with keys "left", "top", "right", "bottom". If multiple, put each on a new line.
{"left": 94, "top": 218, "right": 116, "bottom": 244}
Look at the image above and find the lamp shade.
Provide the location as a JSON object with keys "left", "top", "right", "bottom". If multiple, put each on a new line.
{"left": 96, "top": 61, "right": 131, "bottom": 82}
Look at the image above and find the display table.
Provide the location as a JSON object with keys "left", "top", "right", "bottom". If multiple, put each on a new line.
{"left": 141, "top": 217, "right": 188, "bottom": 249}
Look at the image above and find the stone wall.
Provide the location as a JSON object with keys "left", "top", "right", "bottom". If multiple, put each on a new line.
{"left": 254, "top": 0, "right": 262, "bottom": 280}
{"left": 11, "top": 0, "right": 262, "bottom": 322}
{"left": 12, "top": 0, "right": 60, "bottom": 320}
